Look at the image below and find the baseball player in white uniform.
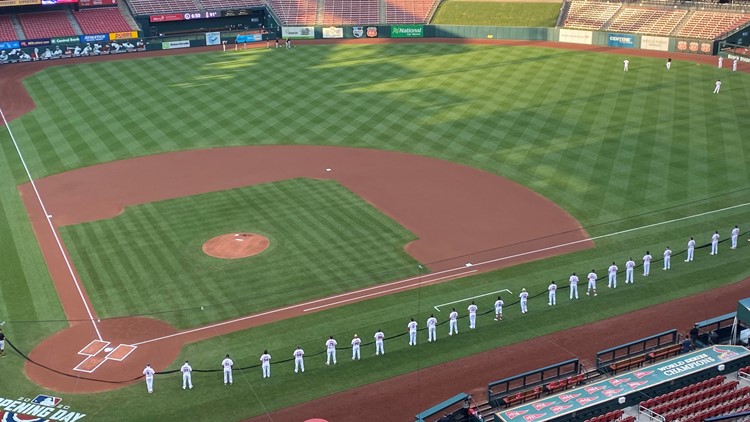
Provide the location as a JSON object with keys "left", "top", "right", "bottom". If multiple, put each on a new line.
{"left": 718, "top": 56, "right": 723, "bottom": 68}
{"left": 143, "top": 363, "right": 155, "bottom": 393}
{"left": 293, "top": 345, "right": 305, "bottom": 373}
{"left": 569, "top": 273, "right": 579, "bottom": 299}
{"left": 0, "top": 328, "right": 5, "bottom": 357}
{"left": 260, "top": 350, "right": 271, "bottom": 378}
{"left": 711, "top": 231, "right": 720, "bottom": 254}
{"left": 623, "top": 59, "right": 629, "bottom": 71}
{"left": 733, "top": 59, "right": 738, "bottom": 72}
{"left": 374, "top": 329, "right": 385, "bottom": 355}
{"left": 427, "top": 314, "right": 437, "bottom": 342}
{"left": 221, "top": 354, "right": 233, "bottom": 385}
{"left": 468, "top": 301, "right": 478, "bottom": 329}
{"left": 714, "top": 80, "right": 721, "bottom": 94}
{"left": 643, "top": 251, "right": 652, "bottom": 276}
{"left": 494, "top": 296, "right": 504, "bottom": 321}
{"left": 587, "top": 270, "right": 598, "bottom": 296}
{"left": 448, "top": 308, "right": 459, "bottom": 335}
{"left": 325, "top": 336, "right": 337, "bottom": 365}
{"left": 519, "top": 288, "right": 529, "bottom": 313}
{"left": 181, "top": 360, "right": 193, "bottom": 390}
{"left": 685, "top": 237, "right": 696, "bottom": 262}
{"left": 663, "top": 246, "right": 672, "bottom": 270}
{"left": 731, "top": 225, "right": 740, "bottom": 249}
{"left": 608, "top": 262, "right": 618, "bottom": 288}
{"left": 408, "top": 318, "right": 418, "bottom": 345}
{"left": 625, "top": 258, "right": 635, "bottom": 284}
{"left": 351, "top": 335, "right": 361, "bottom": 360}
{"left": 548, "top": 281, "right": 556, "bottom": 306}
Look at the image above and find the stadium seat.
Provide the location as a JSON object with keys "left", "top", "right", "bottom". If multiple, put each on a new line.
{"left": 73, "top": 8, "right": 132, "bottom": 35}
{"left": 199, "top": 0, "right": 264, "bottom": 9}
{"left": 0, "top": 15, "right": 18, "bottom": 42}
{"left": 676, "top": 11, "right": 750, "bottom": 40}
{"left": 18, "top": 12, "right": 76, "bottom": 39}
{"left": 385, "top": 0, "right": 438, "bottom": 24}
{"left": 125, "top": 0, "right": 200, "bottom": 16}
{"left": 321, "top": 0, "right": 379, "bottom": 25}
{"left": 564, "top": 1, "right": 621, "bottom": 30}
{"left": 266, "top": 0, "right": 318, "bottom": 25}
{"left": 608, "top": 7, "right": 687, "bottom": 36}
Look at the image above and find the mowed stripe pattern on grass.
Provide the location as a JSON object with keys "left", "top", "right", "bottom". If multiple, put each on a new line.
{"left": 58, "top": 178, "right": 419, "bottom": 328}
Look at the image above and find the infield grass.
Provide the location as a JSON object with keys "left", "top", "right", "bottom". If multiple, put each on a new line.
{"left": 431, "top": 1, "right": 561, "bottom": 26}
{"left": 0, "top": 42, "right": 749, "bottom": 421}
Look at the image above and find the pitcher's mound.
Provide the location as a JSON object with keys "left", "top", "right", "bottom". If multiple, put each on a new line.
{"left": 203, "top": 233, "right": 270, "bottom": 259}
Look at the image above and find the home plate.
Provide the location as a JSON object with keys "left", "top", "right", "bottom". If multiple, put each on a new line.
{"left": 104, "top": 347, "right": 114, "bottom": 353}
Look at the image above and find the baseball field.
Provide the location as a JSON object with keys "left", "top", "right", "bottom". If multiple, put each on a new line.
{"left": 1, "top": 40, "right": 749, "bottom": 422}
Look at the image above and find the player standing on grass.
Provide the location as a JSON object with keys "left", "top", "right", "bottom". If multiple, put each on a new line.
{"left": 625, "top": 257, "right": 635, "bottom": 284}
{"left": 685, "top": 237, "right": 696, "bottom": 262}
{"left": 0, "top": 328, "right": 5, "bottom": 357}
{"left": 221, "top": 354, "right": 233, "bottom": 385}
{"left": 623, "top": 59, "right": 629, "bottom": 71}
{"left": 468, "top": 301, "right": 478, "bottom": 329}
{"left": 448, "top": 308, "right": 459, "bottom": 335}
{"left": 260, "top": 350, "right": 271, "bottom": 378}
{"left": 718, "top": 56, "right": 723, "bottom": 68}
{"left": 293, "top": 345, "right": 305, "bottom": 373}
{"left": 714, "top": 80, "right": 722, "bottom": 94}
{"left": 519, "top": 288, "right": 529, "bottom": 313}
{"left": 351, "top": 335, "right": 361, "bottom": 360}
{"left": 608, "top": 262, "right": 618, "bottom": 288}
{"left": 374, "top": 329, "right": 385, "bottom": 355}
{"left": 494, "top": 296, "right": 504, "bottom": 321}
{"left": 663, "top": 246, "right": 672, "bottom": 270}
{"left": 569, "top": 273, "right": 579, "bottom": 299}
{"left": 181, "top": 360, "right": 193, "bottom": 390}
{"left": 733, "top": 59, "right": 738, "bottom": 72}
{"left": 587, "top": 270, "right": 597, "bottom": 296}
{"left": 711, "top": 231, "right": 720, "bottom": 254}
{"left": 548, "top": 281, "right": 557, "bottom": 306}
{"left": 325, "top": 336, "right": 337, "bottom": 365}
{"left": 666, "top": 57, "right": 672, "bottom": 70}
{"left": 643, "top": 251, "right": 652, "bottom": 276}
{"left": 143, "top": 363, "right": 155, "bottom": 393}
{"left": 731, "top": 225, "right": 740, "bottom": 249}
{"left": 407, "top": 318, "right": 418, "bottom": 346}
{"left": 427, "top": 314, "right": 437, "bottom": 342}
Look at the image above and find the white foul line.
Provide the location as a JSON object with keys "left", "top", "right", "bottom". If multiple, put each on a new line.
{"left": 434, "top": 288, "right": 512, "bottom": 312}
{"left": 0, "top": 106, "right": 103, "bottom": 341}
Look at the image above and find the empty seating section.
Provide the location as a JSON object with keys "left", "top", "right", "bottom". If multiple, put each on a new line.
{"left": 676, "top": 11, "right": 750, "bottom": 40}
{"left": 564, "top": 1, "right": 621, "bottom": 30}
{"left": 266, "top": 0, "right": 317, "bottom": 25}
{"left": 584, "top": 409, "right": 623, "bottom": 422}
{"left": 125, "top": 0, "right": 199, "bottom": 16}
{"left": 0, "top": 15, "right": 17, "bottom": 42}
{"left": 18, "top": 12, "right": 76, "bottom": 39}
{"left": 386, "top": 0, "right": 438, "bottom": 24}
{"left": 608, "top": 8, "right": 687, "bottom": 36}
{"left": 200, "top": 0, "right": 263, "bottom": 10}
{"left": 322, "top": 0, "right": 378, "bottom": 25}
{"left": 73, "top": 8, "right": 132, "bottom": 35}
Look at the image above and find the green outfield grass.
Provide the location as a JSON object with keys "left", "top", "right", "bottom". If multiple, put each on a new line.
{"left": 58, "top": 178, "right": 419, "bottom": 328}
{"left": 0, "top": 42, "right": 749, "bottom": 421}
{"left": 431, "top": 1, "right": 561, "bottom": 26}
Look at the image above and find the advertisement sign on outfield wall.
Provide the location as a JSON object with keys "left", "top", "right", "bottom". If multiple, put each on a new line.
{"left": 282, "top": 27, "right": 315, "bottom": 39}
{"left": 322, "top": 27, "right": 343, "bottom": 39}
{"left": 640, "top": 35, "right": 669, "bottom": 52}
{"left": 236, "top": 34, "right": 262, "bottom": 43}
{"left": 0, "top": 0, "right": 39, "bottom": 6}
{"left": 205, "top": 32, "right": 221, "bottom": 46}
{"left": 391, "top": 25, "right": 423, "bottom": 38}
{"left": 0, "top": 41, "right": 20, "bottom": 49}
{"left": 607, "top": 33, "right": 635, "bottom": 48}
{"left": 676, "top": 39, "right": 712, "bottom": 54}
{"left": 110, "top": 31, "right": 138, "bottom": 40}
{"left": 80, "top": 34, "right": 109, "bottom": 43}
{"left": 162, "top": 40, "right": 191, "bottom": 50}
{"left": 559, "top": 29, "right": 592, "bottom": 45}
{"left": 79, "top": 0, "right": 117, "bottom": 6}
{"left": 20, "top": 39, "right": 51, "bottom": 47}
{"left": 51, "top": 36, "right": 80, "bottom": 45}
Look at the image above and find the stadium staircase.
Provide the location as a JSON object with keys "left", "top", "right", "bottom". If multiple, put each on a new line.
{"left": 64, "top": 9, "right": 84, "bottom": 36}
{"left": 118, "top": 0, "right": 141, "bottom": 31}
{"left": 378, "top": 0, "right": 387, "bottom": 23}
{"left": 670, "top": 10, "right": 693, "bottom": 36}
{"left": 315, "top": 0, "right": 324, "bottom": 25}
{"left": 192, "top": 0, "right": 206, "bottom": 12}
{"left": 9, "top": 14, "right": 25, "bottom": 40}
{"left": 600, "top": 5, "right": 626, "bottom": 31}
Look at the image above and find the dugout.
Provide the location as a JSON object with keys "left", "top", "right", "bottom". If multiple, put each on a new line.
{"left": 730, "top": 298, "right": 750, "bottom": 345}
{"left": 487, "top": 359, "right": 579, "bottom": 408}
{"left": 596, "top": 329, "right": 678, "bottom": 374}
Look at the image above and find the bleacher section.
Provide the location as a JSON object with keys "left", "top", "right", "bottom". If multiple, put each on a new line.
{"left": 321, "top": 0, "right": 379, "bottom": 25}
{"left": 639, "top": 375, "right": 750, "bottom": 421}
{"left": 199, "top": 0, "right": 264, "bottom": 10}
{"left": 563, "top": 1, "right": 621, "bottom": 30}
{"left": 0, "top": 15, "right": 18, "bottom": 42}
{"left": 18, "top": 12, "right": 76, "bottom": 39}
{"left": 676, "top": 11, "right": 750, "bottom": 40}
{"left": 266, "top": 0, "right": 318, "bottom": 25}
{"left": 73, "top": 8, "right": 132, "bottom": 35}
{"left": 584, "top": 410, "right": 636, "bottom": 422}
{"left": 607, "top": 8, "right": 688, "bottom": 37}
{"left": 385, "top": 0, "right": 437, "bottom": 24}
{"left": 125, "top": 0, "right": 199, "bottom": 16}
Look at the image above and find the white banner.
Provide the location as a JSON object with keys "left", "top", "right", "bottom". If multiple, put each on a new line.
{"left": 162, "top": 40, "right": 191, "bottom": 50}
{"left": 205, "top": 31, "right": 221, "bottom": 46}
{"left": 322, "top": 27, "right": 343, "bottom": 39}
{"left": 282, "top": 26, "right": 315, "bottom": 39}
{"left": 559, "top": 29, "right": 592, "bottom": 45}
{"left": 640, "top": 35, "right": 670, "bottom": 52}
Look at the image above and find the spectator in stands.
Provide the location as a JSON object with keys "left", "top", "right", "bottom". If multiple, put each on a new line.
{"left": 690, "top": 324, "right": 705, "bottom": 349}
{"left": 681, "top": 334, "right": 692, "bottom": 353}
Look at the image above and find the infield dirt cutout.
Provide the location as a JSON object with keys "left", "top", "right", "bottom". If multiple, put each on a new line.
{"left": 202, "top": 233, "right": 270, "bottom": 259}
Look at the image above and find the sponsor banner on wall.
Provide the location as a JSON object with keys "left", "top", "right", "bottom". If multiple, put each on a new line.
{"left": 322, "top": 27, "right": 343, "bottom": 39}
{"left": 366, "top": 26, "right": 378, "bottom": 38}
{"left": 391, "top": 25, "right": 423, "bottom": 38}
{"left": 352, "top": 27, "right": 363, "bottom": 38}
{"left": 676, "top": 39, "right": 712, "bottom": 55}
{"left": 80, "top": 34, "right": 109, "bottom": 43}
{"left": 79, "top": 0, "right": 117, "bottom": 6}
{"left": 559, "top": 29, "right": 592, "bottom": 45}
{"left": 282, "top": 26, "right": 314, "bottom": 39}
{"left": 0, "top": 0, "right": 39, "bottom": 6}
{"left": 607, "top": 33, "right": 635, "bottom": 48}
{"left": 236, "top": 34, "right": 262, "bottom": 43}
{"left": 110, "top": 31, "right": 138, "bottom": 40}
{"left": 20, "top": 39, "right": 51, "bottom": 47}
{"left": 51, "top": 36, "right": 80, "bottom": 45}
{"left": 150, "top": 13, "right": 184, "bottom": 23}
{"left": 726, "top": 53, "right": 750, "bottom": 63}
{"left": 162, "top": 40, "right": 191, "bottom": 50}
{"left": 0, "top": 40, "right": 21, "bottom": 49}
{"left": 205, "top": 31, "right": 221, "bottom": 46}
{"left": 640, "top": 35, "right": 669, "bottom": 51}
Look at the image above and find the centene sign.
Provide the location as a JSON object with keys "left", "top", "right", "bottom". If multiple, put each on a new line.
{"left": 0, "top": 396, "right": 86, "bottom": 422}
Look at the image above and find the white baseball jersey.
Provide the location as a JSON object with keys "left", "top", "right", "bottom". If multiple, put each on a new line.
{"left": 712, "top": 233, "right": 720, "bottom": 242}
{"left": 351, "top": 337, "right": 361, "bottom": 347}
{"left": 468, "top": 304, "right": 478, "bottom": 315}
{"left": 222, "top": 358, "right": 233, "bottom": 370}
{"left": 260, "top": 353, "right": 271, "bottom": 364}
{"left": 181, "top": 363, "right": 192, "bottom": 374}
{"left": 294, "top": 348, "right": 304, "bottom": 359}
{"left": 520, "top": 291, "right": 529, "bottom": 301}
{"left": 548, "top": 283, "right": 557, "bottom": 293}
{"left": 326, "top": 339, "right": 337, "bottom": 350}
{"left": 732, "top": 228, "right": 740, "bottom": 237}
{"left": 608, "top": 264, "right": 618, "bottom": 274}
{"left": 143, "top": 366, "right": 155, "bottom": 378}
{"left": 688, "top": 239, "right": 695, "bottom": 249}
{"left": 375, "top": 331, "right": 384, "bottom": 342}
{"left": 664, "top": 249, "right": 671, "bottom": 258}
{"left": 626, "top": 260, "right": 635, "bottom": 269}
{"left": 587, "top": 272, "right": 597, "bottom": 283}
{"left": 449, "top": 311, "right": 458, "bottom": 321}
{"left": 407, "top": 321, "right": 417, "bottom": 333}
{"left": 643, "top": 254, "right": 652, "bottom": 264}
{"left": 427, "top": 317, "right": 437, "bottom": 328}
{"left": 569, "top": 274, "right": 579, "bottom": 284}
{"left": 494, "top": 299, "right": 504, "bottom": 312}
